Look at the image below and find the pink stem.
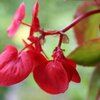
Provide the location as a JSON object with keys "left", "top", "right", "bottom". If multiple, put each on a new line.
{"left": 60, "top": 9, "right": 100, "bottom": 33}
{"left": 21, "top": 22, "right": 31, "bottom": 27}
{"left": 39, "top": 10, "right": 100, "bottom": 36}
{"left": 54, "top": 9, "right": 100, "bottom": 48}
{"left": 19, "top": 42, "right": 33, "bottom": 54}
{"left": 58, "top": 34, "right": 63, "bottom": 47}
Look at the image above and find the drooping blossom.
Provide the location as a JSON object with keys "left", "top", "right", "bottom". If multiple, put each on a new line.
{"left": 7, "top": 2, "right": 25, "bottom": 37}
{"left": 0, "top": 45, "right": 33, "bottom": 86}
{"left": 33, "top": 47, "right": 80, "bottom": 94}
{"left": 52, "top": 47, "right": 80, "bottom": 83}
{"left": 5, "top": 0, "right": 81, "bottom": 95}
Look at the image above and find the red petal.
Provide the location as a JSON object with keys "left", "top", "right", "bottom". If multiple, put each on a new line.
{"left": 32, "top": 0, "right": 38, "bottom": 17}
{"left": 33, "top": 61, "right": 69, "bottom": 94}
{"left": 66, "top": 58, "right": 76, "bottom": 68}
{"left": 29, "top": 0, "right": 40, "bottom": 36}
{"left": 0, "top": 45, "right": 18, "bottom": 67}
{"left": 61, "top": 59, "right": 73, "bottom": 82}
{"left": 62, "top": 59, "right": 80, "bottom": 83}
{"left": 0, "top": 46, "right": 32, "bottom": 86}
{"left": 27, "top": 50, "right": 47, "bottom": 70}
{"left": 66, "top": 59, "right": 81, "bottom": 83}
{"left": 61, "top": 58, "right": 80, "bottom": 83}
{"left": 7, "top": 2, "right": 25, "bottom": 37}
{"left": 71, "top": 68, "right": 81, "bottom": 83}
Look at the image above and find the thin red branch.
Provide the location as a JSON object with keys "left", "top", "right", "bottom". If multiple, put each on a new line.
{"left": 21, "top": 22, "right": 31, "bottom": 27}
{"left": 58, "top": 34, "right": 63, "bottom": 48}
{"left": 61, "top": 9, "right": 100, "bottom": 33}
{"left": 40, "top": 9, "right": 100, "bottom": 36}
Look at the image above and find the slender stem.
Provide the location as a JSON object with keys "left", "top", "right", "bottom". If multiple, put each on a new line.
{"left": 41, "top": 50, "right": 49, "bottom": 60}
{"left": 39, "top": 9, "right": 100, "bottom": 36}
{"left": 58, "top": 34, "right": 63, "bottom": 47}
{"left": 25, "top": 9, "right": 100, "bottom": 54}
{"left": 54, "top": 9, "right": 100, "bottom": 49}
{"left": 19, "top": 42, "right": 33, "bottom": 54}
{"left": 21, "top": 22, "right": 31, "bottom": 27}
{"left": 53, "top": 9, "right": 100, "bottom": 34}
{"left": 39, "top": 29, "right": 60, "bottom": 36}
{"left": 60, "top": 9, "right": 100, "bottom": 33}
{"left": 45, "top": 32, "right": 60, "bottom": 36}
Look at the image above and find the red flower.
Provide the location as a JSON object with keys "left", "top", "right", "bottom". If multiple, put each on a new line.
{"left": 33, "top": 60, "right": 69, "bottom": 94}
{"left": 7, "top": 2, "right": 25, "bottom": 37}
{"left": 33, "top": 48, "right": 80, "bottom": 94}
{"left": 0, "top": 45, "right": 33, "bottom": 86}
{"left": 5, "top": 0, "right": 81, "bottom": 95}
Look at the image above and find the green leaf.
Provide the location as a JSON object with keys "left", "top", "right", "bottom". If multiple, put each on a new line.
{"left": 74, "top": 1, "right": 100, "bottom": 45}
{"left": 87, "top": 67, "right": 100, "bottom": 100}
{"left": 68, "top": 38, "right": 100, "bottom": 66}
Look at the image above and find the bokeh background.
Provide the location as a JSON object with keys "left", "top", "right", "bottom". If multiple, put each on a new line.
{"left": 0, "top": 0, "right": 94, "bottom": 100}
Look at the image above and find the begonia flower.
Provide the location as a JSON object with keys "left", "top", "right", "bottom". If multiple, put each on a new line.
{"left": 5, "top": 0, "right": 82, "bottom": 95}
{"left": 33, "top": 60, "right": 69, "bottom": 94}
{"left": 0, "top": 45, "right": 33, "bottom": 86}
{"left": 7, "top": 2, "right": 25, "bottom": 37}
{"left": 33, "top": 48, "right": 80, "bottom": 94}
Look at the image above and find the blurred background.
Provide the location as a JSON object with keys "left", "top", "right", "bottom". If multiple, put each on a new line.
{"left": 0, "top": 0, "right": 94, "bottom": 100}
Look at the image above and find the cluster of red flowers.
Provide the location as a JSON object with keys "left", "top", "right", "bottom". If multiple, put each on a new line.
{"left": 0, "top": 0, "right": 80, "bottom": 94}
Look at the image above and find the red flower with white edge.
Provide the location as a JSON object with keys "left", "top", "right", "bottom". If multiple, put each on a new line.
{"left": 0, "top": 45, "right": 33, "bottom": 86}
